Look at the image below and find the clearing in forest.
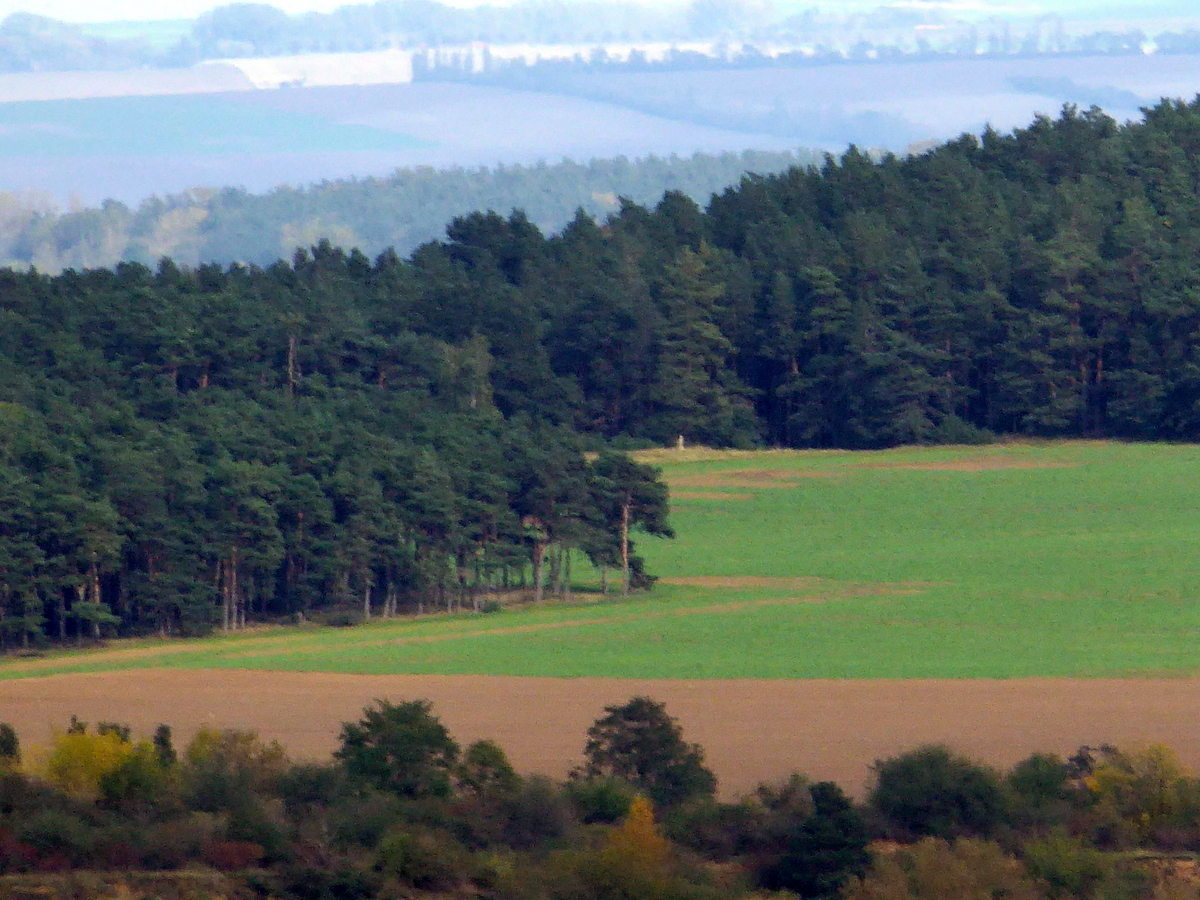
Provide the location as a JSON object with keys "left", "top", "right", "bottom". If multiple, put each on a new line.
{"left": 3, "top": 439, "right": 1200, "bottom": 682}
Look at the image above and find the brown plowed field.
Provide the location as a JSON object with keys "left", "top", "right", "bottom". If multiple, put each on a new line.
{"left": 5, "top": 671, "right": 1200, "bottom": 796}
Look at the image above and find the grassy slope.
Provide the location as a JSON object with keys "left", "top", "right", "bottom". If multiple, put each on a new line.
{"left": 6, "top": 440, "right": 1200, "bottom": 680}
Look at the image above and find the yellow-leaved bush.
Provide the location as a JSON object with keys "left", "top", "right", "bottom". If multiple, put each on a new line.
{"left": 185, "top": 727, "right": 287, "bottom": 784}
{"left": 603, "top": 793, "right": 671, "bottom": 871}
{"left": 44, "top": 730, "right": 133, "bottom": 799}
{"left": 1085, "top": 744, "right": 1193, "bottom": 840}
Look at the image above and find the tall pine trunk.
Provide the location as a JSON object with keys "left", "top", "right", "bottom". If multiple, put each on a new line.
{"left": 621, "top": 498, "right": 631, "bottom": 597}
{"left": 532, "top": 542, "right": 548, "bottom": 603}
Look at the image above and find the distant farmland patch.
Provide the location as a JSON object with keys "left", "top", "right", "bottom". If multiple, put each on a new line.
{"left": 0, "top": 94, "right": 427, "bottom": 158}
{"left": 0, "top": 82, "right": 798, "bottom": 203}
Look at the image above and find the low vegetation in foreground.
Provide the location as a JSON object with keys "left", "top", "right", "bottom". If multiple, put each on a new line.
{"left": 6, "top": 440, "right": 1200, "bottom": 681}
{"left": 0, "top": 697, "right": 1197, "bottom": 900}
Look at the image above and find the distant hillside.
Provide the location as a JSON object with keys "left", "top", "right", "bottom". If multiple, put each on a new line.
{"left": 6, "top": 0, "right": 1200, "bottom": 75}
{"left": 0, "top": 148, "right": 819, "bottom": 271}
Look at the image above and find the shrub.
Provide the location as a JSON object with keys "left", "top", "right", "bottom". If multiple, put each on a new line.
{"left": 604, "top": 795, "right": 671, "bottom": 871}
{"left": 454, "top": 773, "right": 574, "bottom": 852}
{"left": 1021, "top": 830, "right": 1113, "bottom": 899}
{"left": 275, "top": 860, "right": 378, "bottom": 900}
{"left": 664, "top": 797, "right": 763, "bottom": 860}
{"left": 870, "top": 745, "right": 1006, "bottom": 839}
{"left": 17, "top": 808, "right": 98, "bottom": 868}
{"left": 276, "top": 762, "right": 348, "bottom": 814}
{"left": 0, "top": 723, "right": 19, "bottom": 765}
{"left": 331, "top": 792, "right": 408, "bottom": 848}
{"left": 577, "top": 696, "right": 716, "bottom": 807}
{"left": 44, "top": 729, "right": 133, "bottom": 800}
{"left": 841, "top": 837, "right": 1043, "bottom": 900}
{"left": 0, "top": 825, "right": 37, "bottom": 873}
{"left": 203, "top": 839, "right": 265, "bottom": 870}
{"left": 316, "top": 610, "right": 362, "bottom": 628}
{"left": 226, "top": 796, "right": 289, "bottom": 859}
{"left": 758, "top": 781, "right": 870, "bottom": 899}
{"left": 1007, "top": 753, "right": 1073, "bottom": 831}
{"left": 97, "top": 837, "right": 141, "bottom": 869}
{"left": 138, "top": 813, "right": 222, "bottom": 869}
{"left": 566, "top": 775, "right": 637, "bottom": 824}
{"left": 546, "top": 796, "right": 692, "bottom": 900}
{"left": 931, "top": 414, "right": 995, "bottom": 445}
{"left": 183, "top": 728, "right": 288, "bottom": 811}
{"left": 98, "top": 741, "right": 174, "bottom": 811}
{"left": 500, "top": 776, "right": 574, "bottom": 851}
{"left": 458, "top": 739, "right": 520, "bottom": 795}
{"left": 376, "top": 828, "right": 464, "bottom": 891}
{"left": 1084, "top": 744, "right": 1192, "bottom": 844}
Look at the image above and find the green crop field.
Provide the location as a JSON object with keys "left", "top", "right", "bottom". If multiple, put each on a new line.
{"left": 5, "top": 440, "right": 1200, "bottom": 681}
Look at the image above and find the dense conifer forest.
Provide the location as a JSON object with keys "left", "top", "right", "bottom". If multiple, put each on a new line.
{"left": 6, "top": 99, "right": 1200, "bottom": 645}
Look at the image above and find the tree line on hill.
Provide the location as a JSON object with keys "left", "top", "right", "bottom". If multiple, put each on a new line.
{"left": 11, "top": 100, "right": 1200, "bottom": 644}
{"left": 1, "top": 0, "right": 1194, "bottom": 74}
{"left": 0, "top": 0, "right": 756, "bottom": 72}
{"left": 0, "top": 150, "right": 818, "bottom": 274}
{"left": 0, "top": 696, "right": 1196, "bottom": 900}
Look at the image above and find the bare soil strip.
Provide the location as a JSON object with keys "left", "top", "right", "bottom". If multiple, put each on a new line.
{"left": 0, "top": 641, "right": 216, "bottom": 674}
{"left": 662, "top": 576, "right": 826, "bottom": 589}
{"left": 672, "top": 470, "right": 840, "bottom": 489}
{"left": 634, "top": 448, "right": 808, "bottom": 464}
{"left": 5, "top": 671, "right": 1198, "bottom": 798}
{"left": 669, "top": 460, "right": 1077, "bottom": 488}
{"left": 865, "top": 459, "right": 1080, "bottom": 473}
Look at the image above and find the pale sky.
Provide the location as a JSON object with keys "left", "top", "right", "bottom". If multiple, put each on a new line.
{"left": 4, "top": 0, "right": 346, "bottom": 21}
{"left": 0, "top": 0, "right": 1177, "bottom": 24}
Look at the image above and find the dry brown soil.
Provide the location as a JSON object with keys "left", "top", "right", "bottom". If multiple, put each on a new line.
{"left": 864, "top": 459, "right": 1079, "bottom": 473}
{"left": 672, "top": 470, "right": 840, "bottom": 489}
{"left": 5, "top": 671, "right": 1200, "bottom": 797}
{"left": 667, "top": 458, "right": 1075, "bottom": 490}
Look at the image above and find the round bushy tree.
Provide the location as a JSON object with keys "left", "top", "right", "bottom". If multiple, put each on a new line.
{"left": 578, "top": 696, "right": 715, "bottom": 807}
{"left": 335, "top": 700, "right": 459, "bottom": 799}
{"left": 870, "top": 744, "right": 1006, "bottom": 839}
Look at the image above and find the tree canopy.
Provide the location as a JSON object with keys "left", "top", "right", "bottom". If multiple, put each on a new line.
{"left": 577, "top": 696, "right": 716, "bottom": 807}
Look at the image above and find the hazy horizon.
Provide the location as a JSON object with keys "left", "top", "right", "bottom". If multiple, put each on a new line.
{"left": 4, "top": 0, "right": 1200, "bottom": 210}
{"left": 2, "top": 0, "right": 1194, "bottom": 26}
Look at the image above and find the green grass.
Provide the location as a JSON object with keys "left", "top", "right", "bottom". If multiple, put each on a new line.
{"left": 7, "top": 440, "right": 1200, "bottom": 680}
